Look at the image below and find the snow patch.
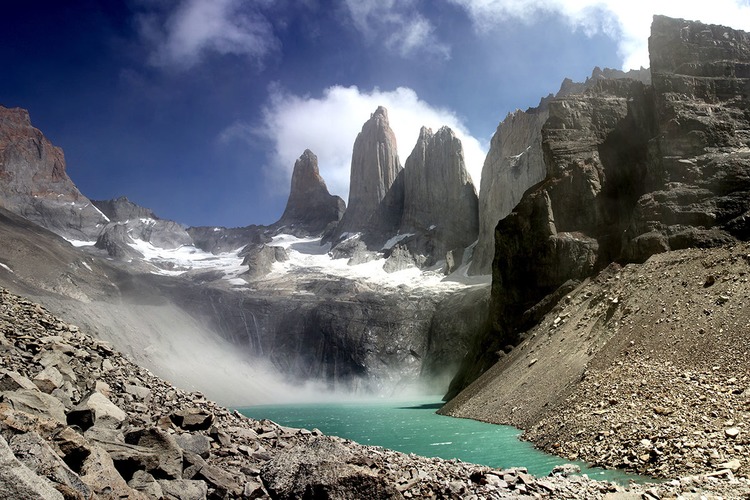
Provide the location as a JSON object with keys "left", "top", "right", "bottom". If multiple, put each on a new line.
{"left": 66, "top": 239, "right": 96, "bottom": 248}
{"left": 0, "top": 262, "right": 13, "bottom": 274}
{"left": 127, "top": 238, "right": 246, "bottom": 280}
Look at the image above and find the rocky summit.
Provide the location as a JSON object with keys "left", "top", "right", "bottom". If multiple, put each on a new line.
{"left": 333, "top": 106, "right": 401, "bottom": 241}
{"left": 0, "top": 106, "right": 108, "bottom": 241}
{"left": 275, "top": 149, "right": 345, "bottom": 237}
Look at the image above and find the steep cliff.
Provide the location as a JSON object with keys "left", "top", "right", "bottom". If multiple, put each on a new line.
{"left": 275, "top": 149, "right": 345, "bottom": 236}
{"left": 0, "top": 106, "right": 108, "bottom": 240}
{"left": 399, "top": 126, "right": 479, "bottom": 262}
{"left": 333, "top": 107, "right": 401, "bottom": 240}
{"left": 445, "top": 15, "right": 750, "bottom": 414}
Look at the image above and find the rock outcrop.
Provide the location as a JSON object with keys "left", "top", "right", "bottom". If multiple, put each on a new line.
{"left": 399, "top": 126, "right": 479, "bottom": 264}
{"left": 0, "top": 106, "right": 108, "bottom": 240}
{"left": 333, "top": 107, "right": 401, "bottom": 240}
{"left": 275, "top": 149, "right": 345, "bottom": 236}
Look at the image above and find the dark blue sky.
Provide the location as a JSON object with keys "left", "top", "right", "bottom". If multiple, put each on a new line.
{"left": 3, "top": 1, "right": 744, "bottom": 228}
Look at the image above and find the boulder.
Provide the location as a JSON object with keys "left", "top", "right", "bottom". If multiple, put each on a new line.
{"left": 33, "top": 366, "right": 64, "bottom": 394}
{"left": 170, "top": 409, "right": 215, "bottom": 431}
{"left": 157, "top": 478, "right": 208, "bottom": 500}
{"left": 0, "top": 434, "right": 64, "bottom": 500}
{"left": 2, "top": 388, "right": 67, "bottom": 423}
{"left": 68, "top": 390, "right": 127, "bottom": 429}
{"left": 175, "top": 433, "right": 212, "bottom": 458}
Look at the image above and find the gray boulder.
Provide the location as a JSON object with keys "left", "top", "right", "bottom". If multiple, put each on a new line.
{"left": 0, "top": 434, "right": 64, "bottom": 500}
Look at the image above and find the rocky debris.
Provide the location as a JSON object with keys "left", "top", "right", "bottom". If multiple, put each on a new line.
{"left": 275, "top": 149, "right": 346, "bottom": 236}
{"left": 399, "top": 126, "right": 479, "bottom": 265}
{"left": 0, "top": 287, "right": 746, "bottom": 498}
{"left": 443, "top": 242, "right": 750, "bottom": 497}
{"left": 333, "top": 106, "right": 402, "bottom": 241}
{"left": 0, "top": 106, "right": 108, "bottom": 241}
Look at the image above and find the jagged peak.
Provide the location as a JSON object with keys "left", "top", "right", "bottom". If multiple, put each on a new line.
{"left": 372, "top": 105, "right": 389, "bottom": 121}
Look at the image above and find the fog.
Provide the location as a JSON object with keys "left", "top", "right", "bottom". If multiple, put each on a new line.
{"left": 52, "top": 297, "right": 448, "bottom": 408}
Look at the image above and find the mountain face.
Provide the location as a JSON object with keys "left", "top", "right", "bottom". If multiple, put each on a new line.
{"left": 334, "top": 106, "right": 401, "bottom": 240}
{"left": 470, "top": 67, "right": 653, "bottom": 275}
{"left": 400, "top": 126, "right": 479, "bottom": 261}
{"left": 276, "top": 149, "right": 345, "bottom": 236}
{"left": 0, "top": 106, "right": 108, "bottom": 240}
{"left": 445, "top": 16, "right": 750, "bottom": 401}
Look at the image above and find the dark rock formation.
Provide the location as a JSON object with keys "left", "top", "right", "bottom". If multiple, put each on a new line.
{"left": 275, "top": 149, "right": 345, "bottom": 236}
{"left": 470, "top": 67, "right": 653, "bottom": 275}
{"left": 92, "top": 196, "right": 156, "bottom": 222}
{"left": 188, "top": 225, "right": 269, "bottom": 255}
{"left": 399, "top": 126, "right": 479, "bottom": 263}
{"left": 333, "top": 107, "right": 401, "bottom": 240}
{"left": 447, "top": 15, "right": 750, "bottom": 400}
{"left": 0, "top": 106, "right": 108, "bottom": 240}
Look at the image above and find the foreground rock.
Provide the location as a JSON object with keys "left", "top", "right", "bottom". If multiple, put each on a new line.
{"left": 2, "top": 287, "right": 740, "bottom": 498}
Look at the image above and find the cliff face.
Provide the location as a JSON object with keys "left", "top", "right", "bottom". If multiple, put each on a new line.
{"left": 334, "top": 107, "right": 401, "bottom": 239}
{"left": 470, "top": 107, "right": 548, "bottom": 274}
{"left": 399, "top": 126, "right": 479, "bottom": 261}
{"left": 276, "top": 149, "right": 345, "bottom": 236}
{"left": 446, "top": 16, "right": 750, "bottom": 399}
{"left": 0, "top": 106, "right": 108, "bottom": 240}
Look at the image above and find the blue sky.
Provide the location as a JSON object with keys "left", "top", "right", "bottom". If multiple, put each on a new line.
{"left": 2, "top": 1, "right": 749, "bottom": 228}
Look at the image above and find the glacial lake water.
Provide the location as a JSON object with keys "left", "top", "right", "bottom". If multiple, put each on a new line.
{"left": 237, "top": 397, "right": 652, "bottom": 485}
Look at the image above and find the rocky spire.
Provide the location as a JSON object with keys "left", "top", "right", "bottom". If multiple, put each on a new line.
{"left": 334, "top": 106, "right": 401, "bottom": 238}
{"left": 276, "top": 149, "right": 345, "bottom": 235}
{"left": 401, "top": 126, "right": 478, "bottom": 254}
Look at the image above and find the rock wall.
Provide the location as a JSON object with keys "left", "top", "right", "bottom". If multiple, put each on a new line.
{"left": 334, "top": 107, "right": 401, "bottom": 240}
{"left": 446, "top": 16, "right": 750, "bottom": 404}
{"left": 400, "top": 126, "right": 479, "bottom": 262}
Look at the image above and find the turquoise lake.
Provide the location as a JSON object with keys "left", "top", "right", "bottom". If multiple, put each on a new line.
{"left": 237, "top": 397, "right": 651, "bottom": 485}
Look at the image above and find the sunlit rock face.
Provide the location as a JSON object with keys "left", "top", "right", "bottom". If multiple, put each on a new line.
{"left": 399, "top": 126, "right": 479, "bottom": 263}
{"left": 276, "top": 149, "right": 345, "bottom": 236}
{"left": 0, "top": 106, "right": 108, "bottom": 240}
{"left": 334, "top": 106, "right": 401, "bottom": 240}
{"left": 447, "top": 15, "right": 750, "bottom": 399}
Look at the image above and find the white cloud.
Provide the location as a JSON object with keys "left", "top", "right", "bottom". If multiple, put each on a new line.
{"left": 251, "top": 85, "right": 487, "bottom": 201}
{"left": 139, "top": 0, "right": 278, "bottom": 69}
{"left": 343, "top": 0, "right": 450, "bottom": 59}
{"left": 448, "top": 0, "right": 750, "bottom": 70}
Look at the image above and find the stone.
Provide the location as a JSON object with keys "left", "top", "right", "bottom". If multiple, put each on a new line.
{"left": 124, "top": 428, "right": 184, "bottom": 480}
{"left": 2, "top": 388, "right": 67, "bottom": 423}
{"left": 157, "top": 478, "right": 208, "bottom": 500}
{"left": 170, "top": 408, "right": 215, "bottom": 431}
{"left": 0, "top": 434, "right": 64, "bottom": 500}
{"left": 33, "top": 366, "right": 64, "bottom": 394}
{"left": 175, "top": 433, "right": 212, "bottom": 458}
{"left": 68, "top": 390, "right": 127, "bottom": 429}
{"left": 725, "top": 427, "right": 741, "bottom": 438}
{"left": 717, "top": 458, "right": 741, "bottom": 472}
{"left": 128, "top": 470, "right": 163, "bottom": 498}
{"left": 0, "top": 370, "right": 37, "bottom": 391}
{"left": 261, "top": 436, "right": 402, "bottom": 500}
{"left": 9, "top": 431, "right": 93, "bottom": 499}
{"left": 124, "top": 384, "right": 151, "bottom": 401}
{"left": 79, "top": 445, "right": 149, "bottom": 499}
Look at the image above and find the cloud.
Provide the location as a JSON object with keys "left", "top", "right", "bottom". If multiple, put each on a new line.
{"left": 447, "top": 0, "right": 750, "bottom": 69}
{"left": 342, "top": 0, "right": 450, "bottom": 59}
{"left": 138, "top": 0, "right": 278, "bottom": 69}
{"left": 249, "top": 85, "right": 487, "bottom": 201}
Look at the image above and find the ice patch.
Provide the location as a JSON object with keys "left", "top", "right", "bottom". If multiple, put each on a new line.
{"left": 66, "top": 239, "right": 96, "bottom": 248}
{"left": 0, "top": 262, "right": 13, "bottom": 274}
